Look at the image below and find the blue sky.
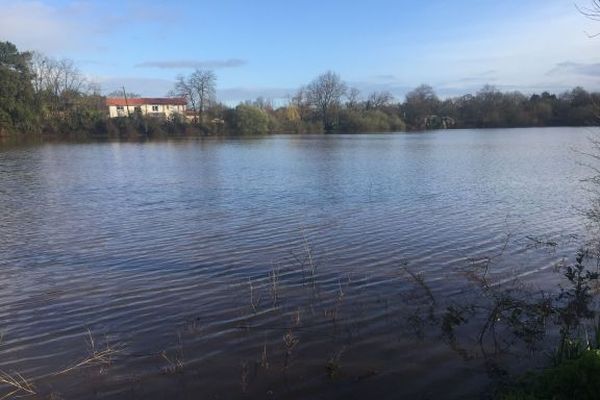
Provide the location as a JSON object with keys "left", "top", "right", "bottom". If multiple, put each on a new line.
{"left": 1, "top": 0, "right": 600, "bottom": 103}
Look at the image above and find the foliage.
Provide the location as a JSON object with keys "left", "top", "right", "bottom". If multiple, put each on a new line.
{"left": 1, "top": 40, "right": 600, "bottom": 137}
{"left": 430, "top": 245, "right": 600, "bottom": 399}
{"left": 499, "top": 349, "right": 600, "bottom": 400}
{"left": 230, "top": 104, "right": 270, "bottom": 135}
{"left": 0, "top": 41, "right": 37, "bottom": 134}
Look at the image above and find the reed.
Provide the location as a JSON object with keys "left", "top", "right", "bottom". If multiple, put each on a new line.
{"left": 55, "top": 329, "right": 123, "bottom": 376}
{"left": 0, "top": 369, "right": 36, "bottom": 400}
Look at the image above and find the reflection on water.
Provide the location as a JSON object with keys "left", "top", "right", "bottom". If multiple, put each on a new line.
{"left": 0, "top": 128, "right": 594, "bottom": 399}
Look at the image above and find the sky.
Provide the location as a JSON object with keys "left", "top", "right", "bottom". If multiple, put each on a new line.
{"left": 1, "top": 0, "right": 600, "bottom": 103}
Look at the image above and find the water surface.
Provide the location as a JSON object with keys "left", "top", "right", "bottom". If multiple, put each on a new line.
{"left": 0, "top": 128, "right": 595, "bottom": 399}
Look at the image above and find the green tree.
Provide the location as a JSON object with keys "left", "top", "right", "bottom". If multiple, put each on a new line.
{"left": 0, "top": 41, "right": 37, "bottom": 134}
{"left": 232, "top": 104, "right": 270, "bottom": 135}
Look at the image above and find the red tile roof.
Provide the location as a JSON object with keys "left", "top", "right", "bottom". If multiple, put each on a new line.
{"left": 106, "top": 97, "right": 187, "bottom": 106}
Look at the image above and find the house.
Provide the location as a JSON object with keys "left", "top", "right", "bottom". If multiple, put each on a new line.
{"left": 106, "top": 97, "right": 187, "bottom": 118}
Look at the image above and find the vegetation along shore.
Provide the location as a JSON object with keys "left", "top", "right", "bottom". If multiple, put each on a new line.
{"left": 1, "top": 40, "right": 599, "bottom": 140}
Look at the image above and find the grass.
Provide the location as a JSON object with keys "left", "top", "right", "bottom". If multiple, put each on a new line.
{"left": 55, "top": 329, "right": 123, "bottom": 376}
{"left": 0, "top": 329, "right": 122, "bottom": 399}
{"left": 4, "top": 235, "right": 600, "bottom": 398}
{"left": 499, "top": 349, "right": 600, "bottom": 400}
{"left": 0, "top": 369, "right": 36, "bottom": 400}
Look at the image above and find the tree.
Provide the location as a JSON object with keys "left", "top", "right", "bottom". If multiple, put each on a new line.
{"left": 173, "top": 74, "right": 198, "bottom": 122}
{"left": 172, "top": 69, "right": 216, "bottom": 123}
{"left": 28, "top": 52, "right": 88, "bottom": 126}
{"left": 190, "top": 69, "right": 216, "bottom": 122}
{"left": 366, "top": 91, "right": 394, "bottom": 110}
{"left": 403, "top": 84, "right": 440, "bottom": 129}
{"left": 0, "top": 41, "right": 36, "bottom": 133}
{"left": 232, "top": 104, "right": 270, "bottom": 135}
{"left": 29, "top": 53, "right": 86, "bottom": 98}
{"left": 577, "top": 0, "right": 600, "bottom": 22}
{"left": 346, "top": 87, "right": 361, "bottom": 110}
{"left": 107, "top": 90, "right": 140, "bottom": 98}
{"left": 290, "top": 86, "right": 310, "bottom": 121}
{"left": 306, "top": 71, "right": 347, "bottom": 131}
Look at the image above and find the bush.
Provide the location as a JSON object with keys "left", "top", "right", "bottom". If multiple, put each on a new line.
{"left": 231, "top": 104, "right": 270, "bottom": 135}
{"left": 500, "top": 349, "right": 600, "bottom": 400}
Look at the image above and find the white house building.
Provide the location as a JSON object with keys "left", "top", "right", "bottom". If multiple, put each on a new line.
{"left": 106, "top": 97, "right": 187, "bottom": 118}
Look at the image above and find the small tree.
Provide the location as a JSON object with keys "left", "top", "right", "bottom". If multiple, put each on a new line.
{"left": 172, "top": 69, "right": 216, "bottom": 124}
{"left": 403, "top": 84, "right": 440, "bottom": 129}
{"left": 306, "top": 71, "right": 347, "bottom": 132}
{"left": 190, "top": 69, "right": 216, "bottom": 123}
{"left": 233, "top": 104, "right": 269, "bottom": 135}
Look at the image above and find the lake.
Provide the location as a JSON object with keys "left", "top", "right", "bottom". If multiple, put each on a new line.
{"left": 0, "top": 127, "right": 596, "bottom": 399}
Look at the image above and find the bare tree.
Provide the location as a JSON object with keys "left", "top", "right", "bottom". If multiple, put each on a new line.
{"left": 346, "top": 87, "right": 361, "bottom": 110}
{"left": 250, "top": 96, "right": 273, "bottom": 111}
{"left": 30, "top": 51, "right": 50, "bottom": 94}
{"left": 290, "top": 86, "right": 310, "bottom": 121}
{"left": 29, "top": 52, "right": 86, "bottom": 97}
{"left": 173, "top": 74, "right": 198, "bottom": 122}
{"left": 306, "top": 71, "right": 347, "bottom": 131}
{"left": 54, "top": 58, "right": 86, "bottom": 96}
{"left": 366, "top": 91, "right": 394, "bottom": 110}
{"left": 577, "top": 0, "right": 600, "bottom": 37}
{"left": 172, "top": 69, "right": 216, "bottom": 123}
{"left": 86, "top": 81, "right": 102, "bottom": 96}
{"left": 190, "top": 69, "right": 216, "bottom": 122}
{"left": 577, "top": 0, "right": 600, "bottom": 20}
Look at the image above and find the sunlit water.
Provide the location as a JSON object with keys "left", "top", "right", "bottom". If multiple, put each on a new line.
{"left": 0, "top": 128, "right": 596, "bottom": 399}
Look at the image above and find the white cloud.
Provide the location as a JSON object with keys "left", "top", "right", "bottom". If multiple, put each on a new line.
{"left": 0, "top": 1, "right": 86, "bottom": 53}
{"left": 0, "top": 0, "right": 179, "bottom": 55}
{"left": 135, "top": 59, "right": 247, "bottom": 69}
{"left": 217, "top": 87, "right": 294, "bottom": 103}
{"left": 96, "top": 77, "right": 175, "bottom": 97}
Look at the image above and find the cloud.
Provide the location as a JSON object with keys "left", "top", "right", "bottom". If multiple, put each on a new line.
{"left": 96, "top": 77, "right": 176, "bottom": 97}
{"left": 135, "top": 59, "right": 247, "bottom": 69}
{"left": 0, "top": 0, "right": 179, "bottom": 55}
{"left": 217, "top": 87, "right": 293, "bottom": 103}
{"left": 0, "top": 1, "right": 84, "bottom": 53}
{"left": 547, "top": 61, "right": 600, "bottom": 77}
{"left": 95, "top": 79, "right": 293, "bottom": 104}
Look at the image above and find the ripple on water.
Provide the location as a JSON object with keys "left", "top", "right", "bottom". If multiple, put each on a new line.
{"left": 0, "top": 129, "right": 593, "bottom": 399}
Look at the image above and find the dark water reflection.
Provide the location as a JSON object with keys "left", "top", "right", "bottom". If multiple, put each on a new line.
{"left": 0, "top": 128, "right": 595, "bottom": 399}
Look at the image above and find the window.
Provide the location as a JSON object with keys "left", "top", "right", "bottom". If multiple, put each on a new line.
{"left": 152, "top": 105, "right": 159, "bottom": 112}
{"left": 116, "top": 106, "right": 124, "bottom": 111}
{"left": 134, "top": 106, "right": 141, "bottom": 112}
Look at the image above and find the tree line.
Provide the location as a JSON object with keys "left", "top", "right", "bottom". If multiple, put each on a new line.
{"left": 1, "top": 40, "right": 599, "bottom": 138}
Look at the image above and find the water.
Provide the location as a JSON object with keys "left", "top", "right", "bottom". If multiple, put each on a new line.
{"left": 0, "top": 128, "right": 595, "bottom": 399}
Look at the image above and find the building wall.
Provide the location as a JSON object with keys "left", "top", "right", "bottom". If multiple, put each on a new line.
{"left": 108, "top": 104, "right": 187, "bottom": 118}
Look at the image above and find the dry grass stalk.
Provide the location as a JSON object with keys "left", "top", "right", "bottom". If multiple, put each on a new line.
{"left": 302, "top": 230, "right": 317, "bottom": 280}
{"left": 55, "top": 329, "right": 122, "bottom": 376}
{"left": 161, "top": 333, "right": 185, "bottom": 374}
{"left": 326, "top": 346, "right": 346, "bottom": 379}
{"left": 270, "top": 262, "right": 280, "bottom": 307}
{"left": 0, "top": 369, "right": 36, "bottom": 400}
{"left": 161, "top": 351, "right": 184, "bottom": 374}
{"left": 283, "top": 330, "right": 299, "bottom": 370}
{"left": 293, "top": 308, "right": 302, "bottom": 327}
{"left": 260, "top": 343, "right": 269, "bottom": 370}
{"left": 249, "top": 277, "right": 262, "bottom": 313}
{"left": 240, "top": 361, "right": 249, "bottom": 393}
